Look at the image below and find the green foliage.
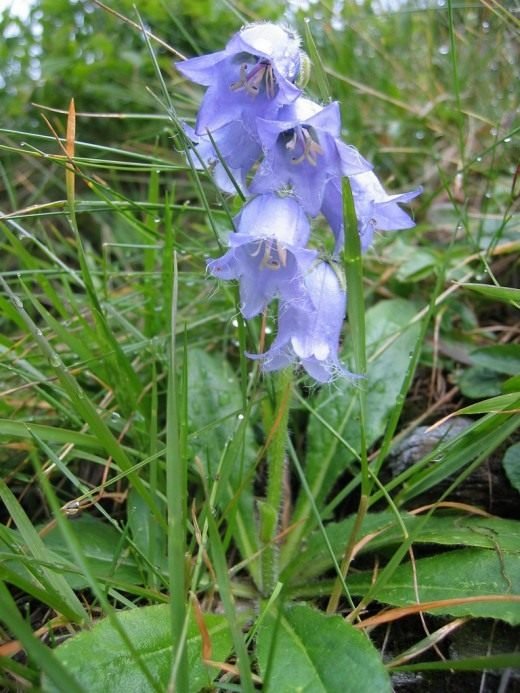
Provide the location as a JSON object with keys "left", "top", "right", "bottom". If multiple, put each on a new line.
{"left": 43, "top": 515, "right": 143, "bottom": 589}
{"left": 347, "top": 549, "right": 520, "bottom": 625}
{"left": 0, "top": 479, "right": 87, "bottom": 623}
{"left": 503, "top": 443, "right": 520, "bottom": 495}
{"left": 257, "top": 603, "right": 392, "bottom": 692}
{"left": 460, "top": 345, "right": 520, "bottom": 399}
{"left": 287, "top": 513, "right": 520, "bottom": 584}
{"left": 1, "top": 0, "right": 519, "bottom": 690}
{"left": 41, "top": 604, "right": 237, "bottom": 692}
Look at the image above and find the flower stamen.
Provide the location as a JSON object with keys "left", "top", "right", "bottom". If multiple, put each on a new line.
{"left": 285, "top": 127, "right": 323, "bottom": 166}
{"left": 230, "top": 60, "right": 276, "bottom": 98}
{"left": 250, "top": 239, "right": 288, "bottom": 270}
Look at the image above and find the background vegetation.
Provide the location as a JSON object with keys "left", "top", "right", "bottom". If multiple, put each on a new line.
{"left": 1, "top": 0, "right": 519, "bottom": 691}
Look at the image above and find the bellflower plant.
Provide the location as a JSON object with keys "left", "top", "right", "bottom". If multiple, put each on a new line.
{"left": 177, "top": 21, "right": 421, "bottom": 383}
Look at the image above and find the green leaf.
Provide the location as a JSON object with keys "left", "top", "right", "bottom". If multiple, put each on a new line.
{"left": 42, "top": 604, "right": 235, "bottom": 693}
{"left": 394, "top": 653, "right": 520, "bottom": 672}
{"left": 302, "top": 21, "right": 331, "bottom": 101}
{"left": 0, "top": 419, "right": 115, "bottom": 452}
{"left": 470, "top": 344, "right": 520, "bottom": 376}
{"left": 382, "top": 515, "right": 520, "bottom": 553}
{"left": 0, "top": 526, "right": 89, "bottom": 617}
{"left": 301, "top": 299, "right": 421, "bottom": 511}
{"left": 451, "top": 392, "right": 520, "bottom": 416}
{"left": 0, "top": 479, "right": 87, "bottom": 623}
{"left": 458, "top": 366, "right": 503, "bottom": 399}
{"left": 503, "top": 442, "right": 520, "bottom": 494}
{"left": 43, "top": 516, "right": 142, "bottom": 589}
{"left": 0, "top": 580, "right": 84, "bottom": 692}
{"left": 127, "top": 488, "right": 166, "bottom": 579}
{"left": 460, "top": 283, "right": 520, "bottom": 305}
{"left": 1, "top": 520, "right": 145, "bottom": 601}
{"left": 187, "top": 348, "right": 259, "bottom": 572}
{"left": 187, "top": 348, "right": 255, "bottom": 479}
{"left": 503, "top": 374, "right": 520, "bottom": 393}
{"left": 285, "top": 513, "right": 392, "bottom": 583}
{"left": 289, "top": 513, "right": 520, "bottom": 583}
{"left": 395, "top": 248, "right": 437, "bottom": 281}
{"left": 257, "top": 603, "right": 391, "bottom": 692}
{"left": 348, "top": 549, "right": 520, "bottom": 624}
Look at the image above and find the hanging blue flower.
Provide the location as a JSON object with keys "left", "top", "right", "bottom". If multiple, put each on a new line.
{"left": 176, "top": 23, "right": 303, "bottom": 136}
{"left": 250, "top": 98, "right": 371, "bottom": 215}
{"left": 207, "top": 194, "right": 317, "bottom": 318}
{"left": 321, "top": 171, "right": 422, "bottom": 253}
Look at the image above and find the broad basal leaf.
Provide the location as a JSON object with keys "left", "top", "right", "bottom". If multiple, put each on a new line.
{"left": 460, "top": 283, "right": 520, "bottom": 305}
{"left": 42, "top": 604, "right": 234, "bottom": 692}
{"left": 187, "top": 347, "right": 255, "bottom": 480}
{"left": 287, "top": 513, "right": 520, "bottom": 583}
{"left": 43, "top": 515, "right": 142, "bottom": 589}
{"left": 458, "top": 366, "right": 503, "bottom": 399}
{"left": 256, "top": 603, "right": 391, "bottom": 692}
{"left": 503, "top": 442, "right": 520, "bottom": 494}
{"left": 187, "top": 348, "right": 259, "bottom": 570}
{"left": 348, "top": 548, "right": 520, "bottom": 625}
{"left": 469, "top": 344, "right": 520, "bottom": 376}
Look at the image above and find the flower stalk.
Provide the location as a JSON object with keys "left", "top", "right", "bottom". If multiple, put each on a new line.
{"left": 176, "top": 21, "right": 421, "bottom": 615}
{"left": 326, "top": 177, "right": 370, "bottom": 614}
{"left": 259, "top": 368, "right": 293, "bottom": 594}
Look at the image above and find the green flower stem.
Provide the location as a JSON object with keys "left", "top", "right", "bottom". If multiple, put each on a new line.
{"left": 260, "top": 368, "right": 293, "bottom": 594}
{"left": 327, "top": 178, "right": 369, "bottom": 613}
{"left": 341, "top": 180, "right": 368, "bottom": 488}
{"left": 166, "top": 251, "right": 189, "bottom": 691}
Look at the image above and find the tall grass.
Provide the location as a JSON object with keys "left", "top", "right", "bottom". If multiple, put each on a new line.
{"left": 1, "top": 0, "right": 519, "bottom": 690}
